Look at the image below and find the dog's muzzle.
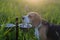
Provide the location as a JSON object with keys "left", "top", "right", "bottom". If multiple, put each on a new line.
{"left": 21, "top": 15, "right": 32, "bottom": 28}
{"left": 22, "top": 15, "right": 31, "bottom": 24}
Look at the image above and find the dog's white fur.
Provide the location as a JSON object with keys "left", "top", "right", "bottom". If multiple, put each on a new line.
{"left": 23, "top": 12, "right": 47, "bottom": 40}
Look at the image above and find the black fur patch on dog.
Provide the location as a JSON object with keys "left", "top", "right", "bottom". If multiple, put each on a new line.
{"left": 42, "top": 20, "right": 60, "bottom": 40}
{"left": 47, "top": 24, "right": 60, "bottom": 40}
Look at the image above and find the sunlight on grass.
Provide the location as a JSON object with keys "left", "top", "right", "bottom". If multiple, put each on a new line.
{"left": 23, "top": 0, "right": 48, "bottom": 5}
{"left": 0, "top": 0, "right": 60, "bottom": 40}
{"left": 26, "top": 0, "right": 40, "bottom": 4}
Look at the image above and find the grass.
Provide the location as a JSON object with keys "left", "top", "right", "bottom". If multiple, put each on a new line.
{"left": 0, "top": 0, "right": 60, "bottom": 40}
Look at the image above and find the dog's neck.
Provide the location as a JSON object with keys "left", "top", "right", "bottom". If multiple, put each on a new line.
{"left": 34, "top": 19, "right": 48, "bottom": 40}
{"left": 34, "top": 22, "right": 42, "bottom": 40}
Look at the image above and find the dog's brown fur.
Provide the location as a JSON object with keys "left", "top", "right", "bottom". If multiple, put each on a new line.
{"left": 28, "top": 12, "right": 41, "bottom": 27}
{"left": 28, "top": 12, "right": 48, "bottom": 40}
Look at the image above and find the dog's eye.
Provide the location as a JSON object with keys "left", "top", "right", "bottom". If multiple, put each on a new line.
{"left": 28, "top": 15, "right": 32, "bottom": 18}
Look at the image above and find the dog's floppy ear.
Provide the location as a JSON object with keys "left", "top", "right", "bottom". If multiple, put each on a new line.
{"left": 33, "top": 13, "right": 41, "bottom": 26}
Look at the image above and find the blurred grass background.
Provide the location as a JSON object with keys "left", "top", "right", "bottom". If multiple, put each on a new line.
{"left": 0, "top": 0, "right": 60, "bottom": 40}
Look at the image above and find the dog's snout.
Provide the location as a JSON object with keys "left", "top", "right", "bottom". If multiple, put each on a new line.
{"left": 22, "top": 16, "right": 24, "bottom": 20}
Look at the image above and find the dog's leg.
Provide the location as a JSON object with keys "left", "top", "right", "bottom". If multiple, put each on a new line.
{"left": 35, "top": 28, "right": 40, "bottom": 40}
{"left": 39, "top": 26, "right": 47, "bottom": 40}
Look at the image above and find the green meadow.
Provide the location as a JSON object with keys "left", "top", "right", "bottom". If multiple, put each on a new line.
{"left": 0, "top": 0, "right": 60, "bottom": 40}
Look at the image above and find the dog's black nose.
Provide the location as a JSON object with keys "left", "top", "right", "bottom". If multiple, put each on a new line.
{"left": 22, "top": 16, "right": 24, "bottom": 20}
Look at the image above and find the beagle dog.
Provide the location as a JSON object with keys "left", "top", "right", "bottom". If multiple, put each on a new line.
{"left": 22, "top": 12, "right": 60, "bottom": 40}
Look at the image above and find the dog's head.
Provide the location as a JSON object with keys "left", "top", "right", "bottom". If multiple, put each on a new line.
{"left": 22, "top": 12, "right": 41, "bottom": 27}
